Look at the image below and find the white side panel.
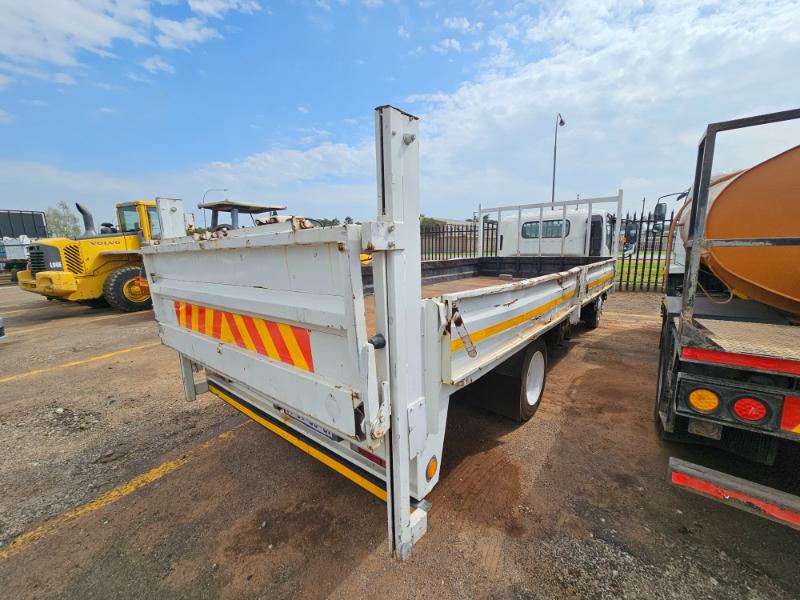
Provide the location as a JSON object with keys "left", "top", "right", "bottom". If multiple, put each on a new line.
{"left": 441, "top": 270, "right": 580, "bottom": 384}
{"left": 142, "top": 223, "right": 380, "bottom": 442}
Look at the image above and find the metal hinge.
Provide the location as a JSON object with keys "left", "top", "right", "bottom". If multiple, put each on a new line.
{"left": 451, "top": 309, "right": 477, "bottom": 357}
{"left": 368, "top": 380, "right": 391, "bottom": 448}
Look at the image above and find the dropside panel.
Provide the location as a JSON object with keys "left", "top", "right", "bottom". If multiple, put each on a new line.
{"left": 142, "top": 225, "right": 380, "bottom": 441}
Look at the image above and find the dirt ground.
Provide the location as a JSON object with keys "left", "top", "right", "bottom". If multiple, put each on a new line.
{"left": 1, "top": 285, "right": 798, "bottom": 599}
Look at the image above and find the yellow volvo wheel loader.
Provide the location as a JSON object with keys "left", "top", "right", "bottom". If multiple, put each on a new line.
{"left": 17, "top": 201, "right": 160, "bottom": 312}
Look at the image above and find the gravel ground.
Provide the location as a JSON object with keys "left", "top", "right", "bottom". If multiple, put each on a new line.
{"left": 0, "top": 285, "right": 798, "bottom": 599}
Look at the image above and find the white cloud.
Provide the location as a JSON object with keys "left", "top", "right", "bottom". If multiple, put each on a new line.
{"left": 141, "top": 54, "right": 175, "bottom": 74}
{"left": 362, "top": 0, "right": 383, "bottom": 7}
{"left": 98, "top": 107, "right": 117, "bottom": 114}
{"left": 21, "top": 99, "right": 48, "bottom": 107}
{"left": 432, "top": 38, "right": 461, "bottom": 54}
{"left": 0, "top": 109, "right": 13, "bottom": 125}
{"left": 443, "top": 16, "right": 483, "bottom": 34}
{"left": 0, "top": 1, "right": 257, "bottom": 88}
{"left": 127, "top": 72, "right": 155, "bottom": 84}
{"left": 188, "top": 0, "right": 261, "bottom": 18}
{"left": 397, "top": 25, "right": 410, "bottom": 39}
{"left": 297, "top": 105, "right": 309, "bottom": 114}
{"left": 4, "top": 0, "right": 800, "bottom": 222}
{"left": 155, "top": 17, "right": 221, "bottom": 49}
{"left": 0, "top": 73, "right": 11, "bottom": 88}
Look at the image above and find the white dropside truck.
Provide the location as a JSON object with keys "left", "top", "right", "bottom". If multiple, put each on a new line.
{"left": 491, "top": 205, "right": 618, "bottom": 258}
{"left": 141, "top": 106, "right": 621, "bottom": 559}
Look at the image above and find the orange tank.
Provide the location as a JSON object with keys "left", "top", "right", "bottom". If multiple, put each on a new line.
{"left": 680, "top": 145, "right": 800, "bottom": 316}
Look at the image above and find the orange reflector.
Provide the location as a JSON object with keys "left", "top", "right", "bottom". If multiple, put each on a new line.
{"left": 688, "top": 389, "right": 720, "bottom": 413}
{"left": 732, "top": 397, "right": 768, "bottom": 422}
{"left": 426, "top": 456, "right": 438, "bottom": 481}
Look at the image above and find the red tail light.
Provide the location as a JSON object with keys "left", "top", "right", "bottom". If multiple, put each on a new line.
{"left": 732, "top": 398, "right": 768, "bottom": 422}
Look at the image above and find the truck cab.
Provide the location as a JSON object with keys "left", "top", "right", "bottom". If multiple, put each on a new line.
{"left": 497, "top": 208, "right": 615, "bottom": 257}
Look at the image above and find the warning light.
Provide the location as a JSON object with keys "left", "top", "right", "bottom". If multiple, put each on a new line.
{"left": 732, "top": 397, "right": 768, "bottom": 422}
{"left": 688, "top": 389, "right": 720, "bottom": 413}
{"left": 426, "top": 456, "right": 438, "bottom": 481}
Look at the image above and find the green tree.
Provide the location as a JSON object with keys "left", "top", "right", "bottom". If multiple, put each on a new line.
{"left": 344, "top": 216, "right": 354, "bottom": 225}
{"left": 420, "top": 214, "right": 438, "bottom": 226}
{"left": 46, "top": 201, "right": 81, "bottom": 238}
{"left": 317, "top": 217, "right": 341, "bottom": 227}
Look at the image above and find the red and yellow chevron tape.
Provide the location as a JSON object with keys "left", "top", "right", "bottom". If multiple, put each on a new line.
{"left": 173, "top": 300, "right": 315, "bottom": 372}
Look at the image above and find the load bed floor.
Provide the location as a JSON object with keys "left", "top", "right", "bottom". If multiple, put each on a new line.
{"left": 364, "top": 276, "right": 505, "bottom": 334}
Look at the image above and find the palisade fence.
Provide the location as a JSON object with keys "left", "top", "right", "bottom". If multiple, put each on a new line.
{"left": 616, "top": 210, "right": 674, "bottom": 292}
{"left": 420, "top": 222, "right": 498, "bottom": 260}
{"left": 418, "top": 210, "right": 674, "bottom": 292}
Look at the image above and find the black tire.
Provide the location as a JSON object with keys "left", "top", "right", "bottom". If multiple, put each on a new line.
{"left": 103, "top": 265, "right": 152, "bottom": 312}
{"left": 9, "top": 269, "right": 19, "bottom": 283}
{"left": 519, "top": 339, "right": 548, "bottom": 421}
{"left": 581, "top": 296, "right": 604, "bottom": 329}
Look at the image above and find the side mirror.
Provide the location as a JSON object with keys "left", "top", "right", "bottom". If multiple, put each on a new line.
{"left": 654, "top": 202, "right": 667, "bottom": 221}
{"left": 652, "top": 223, "right": 664, "bottom": 234}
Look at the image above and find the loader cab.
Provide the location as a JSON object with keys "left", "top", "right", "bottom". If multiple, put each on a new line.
{"left": 116, "top": 200, "right": 160, "bottom": 242}
{"left": 197, "top": 199, "right": 287, "bottom": 232}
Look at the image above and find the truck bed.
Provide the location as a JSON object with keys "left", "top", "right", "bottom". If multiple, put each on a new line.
{"left": 364, "top": 276, "right": 502, "bottom": 333}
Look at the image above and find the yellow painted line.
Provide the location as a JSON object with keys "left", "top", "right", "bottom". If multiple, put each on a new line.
{"left": 0, "top": 425, "right": 243, "bottom": 562}
{"left": 209, "top": 384, "right": 388, "bottom": 502}
{"left": 588, "top": 272, "right": 614, "bottom": 289}
{"left": 8, "top": 311, "right": 146, "bottom": 336}
{"left": 0, "top": 341, "right": 161, "bottom": 384}
{"left": 451, "top": 289, "right": 576, "bottom": 352}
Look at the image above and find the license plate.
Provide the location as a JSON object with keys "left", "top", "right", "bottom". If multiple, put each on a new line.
{"left": 280, "top": 406, "right": 343, "bottom": 442}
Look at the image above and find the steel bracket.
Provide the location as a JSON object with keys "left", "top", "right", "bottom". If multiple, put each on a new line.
{"left": 361, "top": 221, "right": 405, "bottom": 252}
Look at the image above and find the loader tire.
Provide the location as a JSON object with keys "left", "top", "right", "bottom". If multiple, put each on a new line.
{"left": 81, "top": 297, "right": 109, "bottom": 309}
{"left": 103, "top": 266, "right": 151, "bottom": 312}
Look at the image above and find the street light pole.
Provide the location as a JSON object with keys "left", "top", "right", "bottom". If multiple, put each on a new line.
{"left": 551, "top": 113, "right": 566, "bottom": 206}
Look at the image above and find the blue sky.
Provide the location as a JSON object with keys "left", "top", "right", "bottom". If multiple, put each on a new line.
{"left": 1, "top": 1, "right": 799, "bottom": 225}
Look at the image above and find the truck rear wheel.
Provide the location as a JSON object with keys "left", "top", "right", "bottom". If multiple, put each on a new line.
{"left": 519, "top": 339, "right": 547, "bottom": 421}
{"left": 103, "top": 266, "right": 152, "bottom": 312}
{"left": 581, "top": 296, "right": 603, "bottom": 329}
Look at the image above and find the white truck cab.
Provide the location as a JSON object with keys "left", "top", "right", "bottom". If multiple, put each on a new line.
{"left": 496, "top": 206, "right": 617, "bottom": 258}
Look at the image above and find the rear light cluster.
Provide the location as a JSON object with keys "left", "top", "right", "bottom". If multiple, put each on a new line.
{"left": 687, "top": 387, "right": 770, "bottom": 424}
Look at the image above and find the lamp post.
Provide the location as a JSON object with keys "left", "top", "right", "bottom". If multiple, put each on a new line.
{"left": 200, "top": 188, "right": 228, "bottom": 229}
{"left": 551, "top": 113, "right": 566, "bottom": 206}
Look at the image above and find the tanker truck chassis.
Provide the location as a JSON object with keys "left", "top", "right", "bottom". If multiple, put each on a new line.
{"left": 141, "top": 105, "right": 621, "bottom": 559}
{"left": 656, "top": 108, "right": 800, "bottom": 529}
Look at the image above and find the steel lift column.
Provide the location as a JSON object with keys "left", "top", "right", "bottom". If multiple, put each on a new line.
{"left": 371, "top": 105, "right": 427, "bottom": 559}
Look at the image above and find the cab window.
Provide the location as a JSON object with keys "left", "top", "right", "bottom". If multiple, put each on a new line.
{"left": 521, "top": 219, "right": 570, "bottom": 239}
{"left": 147, "top": 207, "right": 162, "bottom": 240}
{"left": 118, "top": 205, "right": 141, "bottom": 232}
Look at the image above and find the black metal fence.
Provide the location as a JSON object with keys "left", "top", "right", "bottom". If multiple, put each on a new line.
{"left": 420, "top": 222, "right": 498, "bottom": 261}
{"left": 615, "top": 210, "right": 675, "bottom": 292}
{"left": 418, "top": 213, "right": 676, "bottom": 292}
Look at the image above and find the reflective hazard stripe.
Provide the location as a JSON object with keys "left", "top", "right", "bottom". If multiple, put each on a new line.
{"left": 173, "top": 300, "right": 315, "bottom": 372}
{"left": 208, "top": 383, "right": 386, "bottom": 501}
{"left": 780, "top": 396, "right": 800, "bottom": 434}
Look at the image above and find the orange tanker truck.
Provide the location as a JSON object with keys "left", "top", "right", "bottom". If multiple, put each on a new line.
{"left": 656, "top": 109, "right": 800, "bottom": 529}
